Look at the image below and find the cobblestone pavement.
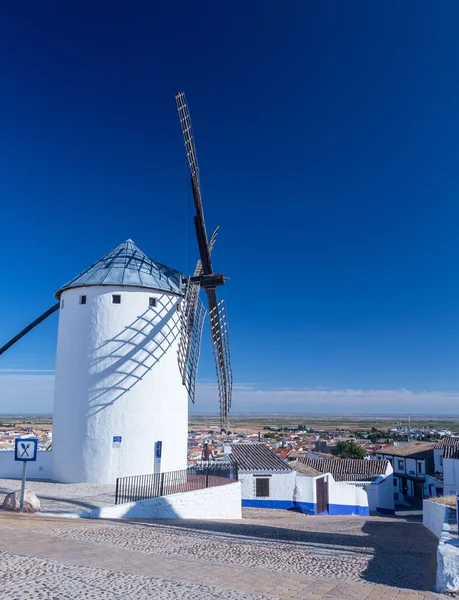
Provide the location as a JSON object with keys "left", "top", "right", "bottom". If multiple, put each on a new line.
{"left": 0, "top": 479, "right": 116, "bottom": 514}
{"left": 0, "top": 511, "right": 440, "bottom": 599}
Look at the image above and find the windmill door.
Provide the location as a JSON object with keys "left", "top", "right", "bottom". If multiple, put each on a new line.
{"left": 316, "top": 477, "right": 329, "bottom": 514}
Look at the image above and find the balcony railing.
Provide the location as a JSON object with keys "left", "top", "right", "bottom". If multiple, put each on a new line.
{"left": 115, "top": 461, "right": 238, "bottom": 505}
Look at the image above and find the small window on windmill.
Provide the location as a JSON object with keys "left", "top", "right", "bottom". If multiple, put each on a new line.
{"left": 176, "top": 302, "right": 181, "bottom": 313}
{"left": 112, "top": 295, "right": 121, "bottom": 304}
{"left": 79, "top": 295, "right": 87, "bottom": 305}
{"left": 149, "top": 297, "right": 157, "bottom": 308}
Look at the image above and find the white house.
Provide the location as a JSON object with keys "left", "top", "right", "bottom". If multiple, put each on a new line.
{"left": 428, "top": 440, "right": 459, "bottom": 497}
{"left": 228, "top": 443, "right": 373, "bottom": 516}
{"left": 296, "top": 457, "right": 394, "bottom": 515}
{"left": 374, "top": 442, "right": 435, "bottom": 503}
{"left": 229, "top": 443, "right": 297, "bottom": 510}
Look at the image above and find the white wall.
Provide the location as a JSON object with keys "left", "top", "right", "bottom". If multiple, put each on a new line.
{"left": 239, "top": 471, "right": 297, "bottom": 507}
{"left": 423, "top": 499, "right": 448, "bottom": 538}
{"left": 444, "top": 459, "right": 459, "bottom": 496}
{"left": 434, "top": 448, "right": 443, "bottom": 474}
{"left": 87, "top": 481, "right": 242, "bottom": 520}
{"left": 53, "top": 286, "right": 187, "bottom": 484}
{"left": 0, "top": 451, "right": 53, "bottom": 480}
{"left": 295, "top": 473, "right": 369, "bottom": 515}
{"left": 328, "top": 480, "right": 369, "bottom": 515}
{"left": 365, "top": 475, "right": 394, "bottom": 514}
{"left": 293, "top": 474, "right": 315, "bottom": 508}
{"left": 423, "top": 499, "right": 459, "bottom": 593}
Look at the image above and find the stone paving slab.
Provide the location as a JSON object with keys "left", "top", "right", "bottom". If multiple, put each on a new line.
{"left": 0, "top": 512, "right": 441, "bottom": 599}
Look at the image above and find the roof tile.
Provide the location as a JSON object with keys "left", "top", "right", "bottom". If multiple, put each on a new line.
{"left": 56, "top": 240, "right": 183, "bottom": 298}
{"left": 298, "top": 457, "right": 389, "bottom": 482}
{"left": 229, "top": 443, "right": 292, "bottom": 472}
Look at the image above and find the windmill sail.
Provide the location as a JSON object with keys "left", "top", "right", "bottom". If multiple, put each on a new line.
{"left": 177, "top": 277, "right": 206, "bottom": 403}
{"left": 209, "top": 298, "right": 232, "bottom": 423}
{"left": 0, "top": 303, "right": 60, "bottom": 357}
{"left": 175, "top": 91, "right": 232, "bottom": 426}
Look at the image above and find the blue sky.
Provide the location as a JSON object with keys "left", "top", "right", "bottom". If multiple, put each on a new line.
{"left": 0, "top": 1, "right": 458, "bottom": 415}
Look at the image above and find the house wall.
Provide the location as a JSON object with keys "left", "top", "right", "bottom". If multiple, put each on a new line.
{"left": 293, "top": 473, "right": 316, "bottom": 513}
{"left": 86, "top": 481, "right": 242, "bottom": 520}
{"left": 444, "top": 458, "right": 459, "bottom": 496}
{"left": 239, "top": 471, "right": 297, "bottom": 509}
{"left": 434, "top": 449, "right": 443, "bottom": 474}
{"left": 327, "top": 480, "right": 369, "bottom": 516}
{"left": 294, "top": 474, "right": 369, "bottom": 516}
{"left": 0, "top": 450, "right": 53, "bottom": 480}
{"left": 425, "top": 474, "right": 444, "bottom": 498}
{"left": 53, "top": 285, "right": 187, "bottom": 484}
{"left": 364, "top": 474, "right": 395, "bottom": 514}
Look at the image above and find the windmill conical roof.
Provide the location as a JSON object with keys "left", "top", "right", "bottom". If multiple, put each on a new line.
{"left": 55, "top": 240, "right": 183, "bottom": 298}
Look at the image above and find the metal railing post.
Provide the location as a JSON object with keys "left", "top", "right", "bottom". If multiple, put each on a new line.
{"left": 205, "top": 463, "right": 209, "bottom": 488}
{"left": 160, "top": 472, "right": 164, "bottom": 496}
{"left": 115, "top": 478, "right": 119, "bottom": 505}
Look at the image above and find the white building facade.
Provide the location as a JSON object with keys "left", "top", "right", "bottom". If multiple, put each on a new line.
{"left": 428, "top": 441, "right": 459, "bottom": 497}
{"left": 52, "top": 240, "right": 188, "bottom": 484}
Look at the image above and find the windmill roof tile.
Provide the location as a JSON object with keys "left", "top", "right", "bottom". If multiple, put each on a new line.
{"left": 55, "top": 240, "right": 183, "bottom": 298}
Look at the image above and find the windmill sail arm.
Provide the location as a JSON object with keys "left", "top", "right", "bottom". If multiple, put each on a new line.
{"left": 0, "top": 302, "right": 60, "bottom": 357}
{"left": 207, "top": 290, "right": 232, "bottom": 426}
{"left": 191, "top": 183, "right": 212, "bottom": 275}
{"left": 175, "top": 92, "right": 213, "bottom": 275}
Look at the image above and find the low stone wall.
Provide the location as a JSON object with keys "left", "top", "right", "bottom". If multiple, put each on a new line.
{"left": 86, "top": 481, "right": 242, "bottom": 520}
{"left": 0, "top": 450, "right": 53, "bottom": 479}
{"left": 423, "top": 498, "right": 448, "bottom": 539}
{"left": 423, "top": 499, "right": 459, "bottom": 593}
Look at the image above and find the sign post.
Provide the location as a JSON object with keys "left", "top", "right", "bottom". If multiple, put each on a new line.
{"left": 154, "top": 441, "right": 162, "bottom": 474}
{"left": 14, "top": 438, "right": 38, "bottom": 513}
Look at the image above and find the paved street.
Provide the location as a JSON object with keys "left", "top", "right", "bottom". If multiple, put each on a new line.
{"left": 0, "top": 511, "right": 440, "bottom": 599}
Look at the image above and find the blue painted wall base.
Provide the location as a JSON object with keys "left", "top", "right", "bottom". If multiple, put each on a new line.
{"left": 241, "top": 499, "right": 370, "bottom": 516}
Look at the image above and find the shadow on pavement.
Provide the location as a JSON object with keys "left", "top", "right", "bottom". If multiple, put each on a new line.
{"left": 119, "top": 516, "right": 438, "bottom": 591}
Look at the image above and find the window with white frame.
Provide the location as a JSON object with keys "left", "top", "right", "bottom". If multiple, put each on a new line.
{"left": 397, "top": 459, "right": 404, "bottom": 470}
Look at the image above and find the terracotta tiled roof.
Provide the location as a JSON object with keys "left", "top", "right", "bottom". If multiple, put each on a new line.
{"left": 298, "top": 457, "right": 389, "bottom": 482}
{"left": 287, "top": 450, "right": 306, "bottom": 459}
{"left": 308, "top": 451, "right": 339, "bottom": 459}
{"left": 290, "top": 460, "right": 323, "bottom": 477}
{"left": 376, "top": 442, "right": 435, "bottom": 458}
{"left": 229, "top": 443, "right": 292, "bottom": 472}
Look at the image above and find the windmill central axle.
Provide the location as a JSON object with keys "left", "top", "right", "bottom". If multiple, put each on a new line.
{"left": 188, "top": 273, "right": 226, "bottom": 288}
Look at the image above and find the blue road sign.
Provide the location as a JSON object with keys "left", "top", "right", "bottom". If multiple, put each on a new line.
{"left": 155, "top": 441, "right": 162, "bottom": 459}
{"left": 15, "top": 438, "right": 38, "bottom": 462}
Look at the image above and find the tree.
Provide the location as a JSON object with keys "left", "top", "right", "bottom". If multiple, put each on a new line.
{"left": 332, "top": 441, "right": 367, "bottom": 459}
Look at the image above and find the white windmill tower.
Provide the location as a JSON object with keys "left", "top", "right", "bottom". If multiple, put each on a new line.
{"left": 0, "top": 93, "right": 233, "bottom": 484}
{"left": 51, "top": 239, "right": 189, "bottom": 483}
